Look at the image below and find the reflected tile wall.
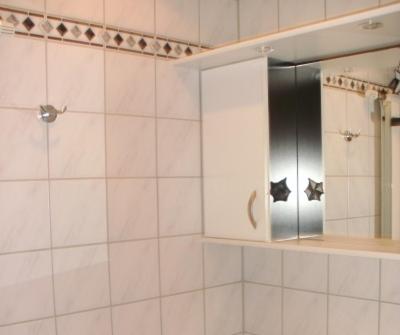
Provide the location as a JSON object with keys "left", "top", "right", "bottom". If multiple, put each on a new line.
{"left": 323, "top": 86, "right": 381, "bottom": 237}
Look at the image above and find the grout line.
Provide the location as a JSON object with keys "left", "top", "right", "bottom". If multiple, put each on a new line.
{"left": 43, "top": 7, "right": 59, "bottom": 333}
{"left": 201, "top": 244, "right": 207, "bottom": 335}
{"left": 241, "top": 247, "right": 245, "bottom": 334}
{"left": 378, "top": 259, "right": 382, "bottom": 335}
{"left": 280, "top": 250, "right": 284, "bottom": 335}
{"left": 0, "top": 176, "right": 202, "bottom": 183}
{"left": 327, "top": 255, "right": 330, "bottom": 335}
{"left": 0, "top": 281, "right": 242, "bottom": 329}
{"left": 102, "top": 17, "right": 115, "bottom": 335}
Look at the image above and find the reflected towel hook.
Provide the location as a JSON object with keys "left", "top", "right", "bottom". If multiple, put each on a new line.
{"left": 38, "top": 105, "right": 67, "bottom": 123}
{"left": 339, "top": 129, "right": 360, "bottom": 142}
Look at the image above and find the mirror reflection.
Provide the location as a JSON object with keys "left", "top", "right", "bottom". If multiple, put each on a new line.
{"left": 320, "top": 48, "right": 400, "bottom": 240}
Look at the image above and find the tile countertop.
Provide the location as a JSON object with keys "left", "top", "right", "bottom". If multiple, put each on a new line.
{"left": 202, "top": 235, "right": 400, "bottom": 260}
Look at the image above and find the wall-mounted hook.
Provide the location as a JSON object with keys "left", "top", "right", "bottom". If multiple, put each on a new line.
{"left": 339, "top": 129, "right": 360, "bottom": 142}
{"left": 38, "top": 105, "right": 67, "bottom": 123}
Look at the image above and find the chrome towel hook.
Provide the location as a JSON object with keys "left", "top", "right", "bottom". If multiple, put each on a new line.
{"left": 339, "top": 129, "right": 360, "bottom": 142}
{"left": 38, "top": 105, "right": 67, "bottom": 123}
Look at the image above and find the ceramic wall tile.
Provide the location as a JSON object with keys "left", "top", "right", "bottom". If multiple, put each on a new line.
{"left": 200, "top": 0, "right": 238, "bottom": 46}
{"left": 283, "top": 251, "right": 328, "bottom": 293}
{"left": 160, "top": 235, "right": 203, "bottom": 295}
{"left": 0, "top": 36, "right": 46, "bottom": 108}
{"left": 283, "top": 289, "right": 327, "bottom": 335}
{"left": 244, "top": 283, "right": 282, "bottom": 335}
{"left": 279, "top": 0, "right": 325, "bottom": 30}
{"left": 112, "top": 299, "right": 161, "bottom": 335}
{"left": 0, "top": 251, "right": 54, "bottom": 325}
{"left": 369, "top": 136, "right": 380, "bottom": 176}
{"left": 0, "top": 318, "right": 56, "bottom": 335}
{"left": 0, "top": 0, "right": 44, "bottom": 11}
{"left": 156, "top": 0, "right": 199, "bottom": 42}
{"left": 156, "top": 60, "right": 200, "bottom": 120}
{"left": 105, "top": 0, "right": 154, "bottom": 33}
{"left": 110, "top": 240, "right": 159, "bottom": 304}
{"left": 158, "top": 178, "right": 201, "bottom": 236}
{"left": 205, "top": 283, "right": 243, "bottom": 335}
{"left": 57, "top": 308, "right": 112, "bottom": 335}
{"left": 347, "top": 92, "right": 369, "bottom": 136}
{"left": 239, "top": 0, "right": 278, "bottom": 39}
{"left": 106, "top": 52, "right": 155, "bottom": 117}
{"left": 325, "top": 177, "right": 348, "bottom": 220}
{"left": 48, "top": 112, "right": 105, "bottom": 178}
{"left": 106, "top": 115, "right": 156, "bottom": 177}
{"left": 328, "top": 296, "right": 379, "bottom": 335}
{"left": 204, "top": 244, "right": 242, "bottom": 287}
{"left": 329, "top": 255, "right": 379, "bottom": 299}
{"left": 53, "top": 245, "right": 110, "bottom": 314}
{"left": 0, "top": 109, "right": 47, "bottom": 180}
{"left": 348, "top": 217, "right": 370, "bottom": 237}
{"left": 46, "top": 0, "right": 104, "bottom": 22}
{"left": 348, "top": 177, "right": 370, "bottom": 218}
{"left": 348, "top": 136, "right": 369, "bottom": 176}
{"left": 0, "top": 181, "right": 50, "bottom": 253}
{"left": 370, "top": 177, "right": 380, "bottom": 216}
{"left": 157, "top": 119, "right": 201, "bottom": 176}
{"left": 244, "top": 247, "right": 282, "bottom": 286}
{"left": 50, "top": 179, "right": 107, "bottom": 247}
{"left": 324, "top": 133, "right": 348, "bottom": 176}
{"left": 380, "top": 303, "right": 400, "bottom": 335}
{"left": 161, "top": 291, "right": 204, "bottom": 335}
{"left": 326, "top": 0, "right": 379, "bottom": 18}
{"left": 47, "top": 42, "right": 104, "bottom": 113}
{"left": 381, "top": 259, "right": 400, "bottom": 304}
{"left": 323, "top": 87, "right": 346, "bottom": 133}
{"left": 324, "top": 219, "right": 348, "bottom": 236}
{"left": 107, "top": 178, "right": 158, "bottom": 241}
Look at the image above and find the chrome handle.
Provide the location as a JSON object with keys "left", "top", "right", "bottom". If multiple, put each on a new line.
{"left": 38, "top": 105, "right": 67, "bottom": 123}
{"left": 247, "top": 190, "right": 257, "bottom": 229}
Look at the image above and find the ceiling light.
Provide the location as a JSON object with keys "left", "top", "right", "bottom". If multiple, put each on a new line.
{"left": 360, "top": 20, "right": 383, "bottom": 30}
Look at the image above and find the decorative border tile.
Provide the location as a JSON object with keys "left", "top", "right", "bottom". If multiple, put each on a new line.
{"left": 324, "top": 74, "right": 392, "bottom": 96}
{"left": 0, "top": 6, "right": 209, "bottom": 59}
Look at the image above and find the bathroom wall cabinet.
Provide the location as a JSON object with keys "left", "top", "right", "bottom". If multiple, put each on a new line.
{"left": 201, "top": 58, "right": 323, "bottom": 242}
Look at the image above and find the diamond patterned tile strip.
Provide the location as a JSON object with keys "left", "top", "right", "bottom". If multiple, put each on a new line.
{"left": 85, "top": 28, "right": 95, "bottom": 41}
{"left": 102, "top": 31, "right": 111, "bottom": 43}
{"left": 22, "top": 17, "right": 35, "bottom": 31}
{"left": 40, "top": 20, "right": 53, "bottom": 33}
{"left": 71, "top": 25, "right": 82, "bottom": 38}
{"left": 0, "top": 7, "right": 206, "bottom": 58}
{"left": 126, "top": 35, "right": 135, "bottom": 47}
{"left": 163, "top": 42, "right": 172, "bottom": 54}
{"left": 114, "top": 33, "right": 123, "bottom": 46}
{"left": 138, "top": 38, "right": 147, "bottom": 50}
{"left": 6, "top": 14, "right": 19, "bottom": 26}
{"left": 56, "top": 22, "right": 68, "bottom": 36}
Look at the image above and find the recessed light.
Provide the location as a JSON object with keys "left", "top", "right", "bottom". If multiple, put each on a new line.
{"left": 360, "top": 20, "right": 383, "bottom": 30}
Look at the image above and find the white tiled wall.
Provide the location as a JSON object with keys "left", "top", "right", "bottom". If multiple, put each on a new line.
{"left": 323, "top": 86, "right": 381, "bottom": 237}
{"left": 0, "top": 1, "right": 242, "bottom": 335}
{"left": 242, "top": 247, "right": 400, "bottom": 335}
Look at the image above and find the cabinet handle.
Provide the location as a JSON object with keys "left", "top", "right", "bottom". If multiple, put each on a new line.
{"left": 247, "top": 190, "right": 257, "bottom": 229}
{"left": 304, "top": 178, "right": 324, "bottom": 201}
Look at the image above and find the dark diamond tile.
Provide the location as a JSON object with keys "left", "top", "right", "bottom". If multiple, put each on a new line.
{"left": 184, "top": 47, "right": 193, "bottom": 56}
{"left": 163, "top": 43, "right": 172, "bottom": 54}
{"left": 138, "top": 38, "right": 147, "bottom": 50}
{"left": 56, "top": 23, "right": 68, "bottom": 36}
{"left": 85, "top": 28, "right": 95, "bottom": 41}
{"left": 114, "top": 33, "right": 123, "bottom": 46}
{"left": 22, "top": 17, "right": 35, "bottom": 31}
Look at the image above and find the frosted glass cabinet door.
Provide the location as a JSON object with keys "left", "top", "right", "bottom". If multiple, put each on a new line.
{"left": 201, "top": 58, "right": 270, "bottom": 241}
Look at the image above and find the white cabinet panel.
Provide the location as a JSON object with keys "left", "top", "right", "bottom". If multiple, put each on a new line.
{"left": 202, "top": 58, "right": 270, "bottom": 241}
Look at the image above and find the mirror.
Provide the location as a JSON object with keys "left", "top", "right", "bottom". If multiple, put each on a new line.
{"left": 319, "top": 47, "right": 400, "bottom": 240}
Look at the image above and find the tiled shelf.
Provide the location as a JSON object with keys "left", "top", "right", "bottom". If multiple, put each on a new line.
{"left": 175, "top": 3, "right": 400, "bottom": 70}
{"left": 202, "top": 235, "right": 400, "bottom": 260}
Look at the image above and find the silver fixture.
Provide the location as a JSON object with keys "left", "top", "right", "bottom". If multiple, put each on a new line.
{"left": 247, "top": 190, "right": 257, "bottom": 229}
{"left": 0, "top": 18, "right": 15, "bottom": 35}
{"left": 339, "top": 129, "right": 360, "bottom": 142}
{"left": 38, "top": 105, "right": 67, "bottom": 123}
{"left": 388, "top": 63, "right": 400, "bottom": 94}
{"left": 360, "top": 19, "right": 383, "bottom": 30}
